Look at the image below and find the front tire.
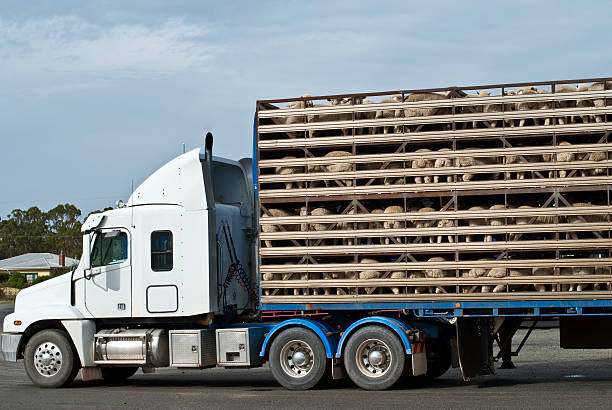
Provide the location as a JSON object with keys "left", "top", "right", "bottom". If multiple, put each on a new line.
{"left": 269, "top": 327, "right": 330, "bottom": 390}
{"left": 343, "top": 325, "right": 406, "bottom": 390}
{"left": 24, "top": 329, "right": 80, "bottom": 388}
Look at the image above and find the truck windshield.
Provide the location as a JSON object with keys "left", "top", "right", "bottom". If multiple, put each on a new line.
{"left": 91, "top": 231, "right": 128, "bottom": 267}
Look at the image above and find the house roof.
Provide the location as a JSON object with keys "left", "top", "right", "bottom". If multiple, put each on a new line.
{"left": 0, "top": 253, "right": 79, "bottom": 271}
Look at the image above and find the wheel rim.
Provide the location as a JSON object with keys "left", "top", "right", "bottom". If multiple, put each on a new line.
{"left": 279, "top": 339, "right": 314, "bottom": 378}
{"left": 34, "top": 342, "right": 63, "bottom": 377}
{"left": 355, "top": 338, "right": 392, "bottom": 378}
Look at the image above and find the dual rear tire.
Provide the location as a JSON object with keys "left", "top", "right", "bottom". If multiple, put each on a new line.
{"left": 269, "top": 325, "right": 408, "bottom": 391}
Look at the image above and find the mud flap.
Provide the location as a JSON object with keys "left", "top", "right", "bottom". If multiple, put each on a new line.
{"left": 456, "top": 317, "right": 495, "bottom": 381}
{"left": 411, "top": 342, "right": 427, "bottom": 376}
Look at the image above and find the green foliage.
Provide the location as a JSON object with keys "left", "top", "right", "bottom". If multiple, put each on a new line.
{"left": 0, "top": 271, "right": 8, "bottom": 284}
{"left": 31, "top": 275, "right": 55, "bottom": 286}
{"left": 0, "top": 203, "right": 83, "bottom": 260}
{"left": 3, "top": 272, "right": 28, "bottom": 289}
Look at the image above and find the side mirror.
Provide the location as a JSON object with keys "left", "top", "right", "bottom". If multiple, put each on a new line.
{"left": 82, "top": 234, "right": 91, "bottom": 271}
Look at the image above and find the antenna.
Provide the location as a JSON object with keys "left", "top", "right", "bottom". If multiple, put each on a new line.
{"left": 131, "top": 179, "right": 135, "bottom": 228}
{"left": 182, "top": 142, "right": 185, "bottom": 154}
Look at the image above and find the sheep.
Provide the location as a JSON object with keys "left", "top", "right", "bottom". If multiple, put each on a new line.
{"left": 561, "top": 266, "right": 595, "bottom": 292}
{"left": 375, "top": 95, "right": 403, "bottom": 134}
{"left": 309, "top": 150, "right": 353, "bottom": 187}
{"left": 575, "top": 84, "right": 594, "bottom": 123}
{"left": 513, "top": 205, "right": 555, "bottom": 226}
{"left": 487, "top": 204, "right": 506, "bottom": 242}
{"left": 510, "top": 86, "right": 540, "bottom": 127}
{"left": 436, "top": 218, "right": 455, "bottom": 244}
{"left": 482, "top": 266, "right": 507, "bottom": 293}
{"left": 365, "top": 208, "right": 385, "bottom": 245}
{"left": 457, "top": 154, "right": 501, "bottom": 182}
{"left": 307, "top": 98, "right": 353, "bottom": 138}
{"left": 408, "top": 270, "right": 429, "bottom": 294}
{"left": 532, "top": 267, "right": 551, "bottom": 292}
{"left": 580, "top": 151, "right": 607, "bottom": 177}
{"left": 382, "top": 205, "right": 404, "bottom": 245}
{"left": 565, "top": 202, "right": 606, "bottom": 240}
{"left": 354, "top": 97, "right": 377, "bottom": 135}
{"left": 465, "top": 91, "right": 490, "bottom": 128}
{"left": 433, "top": 148, "right": 454, "bottom": 183}
{"left": 298, "top": 206, "right": 334, "bottom": 242}
{"left": 460, "top": 260, "right": 488, "bottom": 293}
{"left": 389, "top": 271, "right": 406, "bottom": 295}
{"left": 508, "top": 268, "right": 532, "bottom": 292}
{"left": 260, "top": 208, "right": 299, "bottom": 248}
{"left": 285, "top": 94, "right": 313, "bottom": 136}
{"left": 359, "top": 258, "right": 382, "bottom": 294}
{"left": 424, "top": 256, "right": 454, "bottom": 294}
{"left": 504, "top": 154, "right": 541, "bottom": 180}
{"left": 465, "top": 206, "right": 486, "bottom": 243}
{"left": 554, "top": 84, "right": 578, "bottom": 125}
{"left": 588, "top": 81, "right": 612, "bottom": 123}
{"left": 408, "top": 207, "right": 436, "bottom": 244}
{"left": 542, "top": 141, "right": 574, "bottom": 178}
{"left": 275, "top": 156, "right": 305, "bottom": 190}
{"left": 412, "top": 148, "right": 435, "bottom": 184}
{"left": 403, "top": 92, "right": 450, "bottom": 118}
{"left": 482, "top": 90, "right": 515, "bottom": 128}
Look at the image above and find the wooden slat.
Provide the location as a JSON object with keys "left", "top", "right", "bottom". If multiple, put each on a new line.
{"left": 259, "top": 143, "right": 611, "bottom": 168}
{"left": 261, "top": 275, "right": 612, "bottom": 288}
{"left": 258, "top": 176, "right": 612, "bottom": 198}
{"left": 260, "top": 258, "right": 612, "bottom": 274}
{"left": 260, "top": 160, "right": 612, "bottom": 183}
{"left": 259, "top": 206, "right": 612, "bottom": 225}
{"left": 258, "top": 107, "right": 611, "bottom": 134}
{"left": 260, "top": 222, "right": 612, "bottom": 240}
{"left": 258, "top": 90, "right": 612, "bottom": 117}
{"left": 259, "top": 238, "right": 612, "bottom": 256}
{"left": 261, "top": 291, "right": 612, "bottom": 303}
{"left": 258, "top": 123, "right": 611, "bottom": 150}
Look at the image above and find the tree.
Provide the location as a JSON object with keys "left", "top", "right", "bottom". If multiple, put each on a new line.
{"left": 45, "top": 204, "right": 82, "bottom": 259}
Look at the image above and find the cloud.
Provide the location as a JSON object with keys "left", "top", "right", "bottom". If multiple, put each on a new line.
{"left": 0, "top": 16, "right": 218, "bottom": 80}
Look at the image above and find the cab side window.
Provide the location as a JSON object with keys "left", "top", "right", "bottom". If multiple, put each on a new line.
{"left": 151, "top": 231, "right": 173, "bottom": 271}
{"left": 91, "top": 231, "right": 128, "bottom": 267}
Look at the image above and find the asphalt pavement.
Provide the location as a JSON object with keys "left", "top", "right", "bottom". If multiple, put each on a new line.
{"left": 2, "top": 303, "right": 612, "bottom": 409}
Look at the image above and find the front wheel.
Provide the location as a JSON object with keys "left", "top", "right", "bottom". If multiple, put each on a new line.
{"left": 24, "top": 329, "right": 80, "bottom": 388}
{"left": 269, "top": 327, "right": 330, "bottom": 390}
{"left": 343, "top": 325, "right": 407, "bottom": 390}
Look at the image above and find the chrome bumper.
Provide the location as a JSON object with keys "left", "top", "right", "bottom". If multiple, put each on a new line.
{"left": 0, "top": 332, "right": 22, "bottom": 361}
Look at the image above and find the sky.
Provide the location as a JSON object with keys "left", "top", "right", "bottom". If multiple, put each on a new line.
{"left": 0, "top": 0, "right": 611, "bottom": 218}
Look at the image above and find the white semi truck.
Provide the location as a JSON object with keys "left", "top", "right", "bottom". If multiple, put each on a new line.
{"left": 1, "top": 77, "right": 612, "bottom": 390}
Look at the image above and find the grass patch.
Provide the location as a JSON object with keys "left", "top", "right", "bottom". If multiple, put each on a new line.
{"left": 0, "top": 295, "right": 16, "bottom": 303}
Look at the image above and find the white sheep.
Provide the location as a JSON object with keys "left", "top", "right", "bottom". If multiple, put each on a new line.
{"left": 575, "top": 84, "right": 593, "bottom": 123}
{"left": 532, "top": 267, "right": 551, "bottom": 292}
{"left": 541, "top": 141, "right": 574, "bottom": 178}
{"left": 403, "top": 92, "right": 451, "bottom": 118}
{"left": 359, "top": 258, "right": 381, "bottom": 294}
{"left": 580, "top": 151, "right": 607, "bottom": 177}
{"left": 457, "top": 155, "right": 500, "bottom": 182}
{"left": 354, "top": 97, "right": 377, "bottom": 135}
{"left": 487, "top": 204, "right": 506, "bottom": 242}
{"left": 465, "top": 206, "right": 486, "bottom": 243}
{"left": 408, "top": 270, "right": 429, "bottom": 294}
{"left": 383, "top": 205, "right": 404, "bottom": 245}
{"left": 309, "top": 150, "right": 354, "bottom": 187}
{"left": 307, "top": 98, "right": 352, "bottom": 138}
{"left": 465, "top": 90, "right": 490, "bottom": 128}
{"left": 408, "top": 207, "right": 436, "bottom": 244}
{"left": 482, "top": 266, "right": 507, "bottom": 293}
{"left": 412, "top": 148, "right": 435, "bottom": 184}
{"left": 555, "top": 84, "right": 578, "bottom": 125}
{"left": 561, "top": 266, "right": 595, "bottom": 292}
{"left": 460, "top": 260, "right": 488, "bottom": 293}
{"left": 483, "top": 90, "right": 514, "bottom": 128}
{"left": 275, "top": 156, "right": 305, "bottom": 190}
{"left": 376, "top": 95, "right": 403, "bottom": 134}
{"left": 389, "top": 271, "right": 406, "bottom": 295}
{"left": 511, "top": 86, "right": 540, "bottom": 127}
{"left": 436, "top": 218, "right": 454, "bottom": 244}
{"left": 565, "top": 202, "right": 606, "bottom": 240}
{"left": 513, "top": 205, "right": 555, "bottom": 225}
{"left": 433, "top": 148, "right": 454, "bottom": 183}
{"left": 285, "top": 94, "right": 313, "bottom": 137}
{"left": 424, "top": 256, "right": 454, "bottom": 294}
{"left": 260, "top": 208, "right": 299, "bottom": 248}
{"left": 588, "top": 81, "right": 612, "bottom": 123}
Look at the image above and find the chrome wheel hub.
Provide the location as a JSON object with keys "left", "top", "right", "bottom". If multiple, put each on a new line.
{"left": 34, "top": 342, "right": 63, "bottom": 377}
{"left": 280, "top": 340, "right": 314, "bottom": 378}
{"left": 356, "top": 339, "right": 391, "bottom": 378}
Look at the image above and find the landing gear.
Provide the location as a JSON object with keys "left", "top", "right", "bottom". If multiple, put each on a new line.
{"left": 343, "top": 326, "right": 407, "bottom": 390}
{"left": 269, "top": 328, "right": 330, "bottom": 390}
{"left": 24, "top": 329, "right": 81, "bottom": 388}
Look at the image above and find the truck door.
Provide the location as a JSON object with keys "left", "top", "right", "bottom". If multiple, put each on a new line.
{"left": 84, "top": 229, "right": 132, "bottom": 317}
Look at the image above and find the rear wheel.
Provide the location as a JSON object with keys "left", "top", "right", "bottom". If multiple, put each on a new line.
{"left": 269, "top": 327, "right": 330, "bottom": 390}
{"left": 343, "top": 325, "right": 406, "bottom": 390}
{"left": 24, "top": 329, "right": 80, "bottom": 388}
{"left": 100, "top": 367, "right": 139, "bottom": 383}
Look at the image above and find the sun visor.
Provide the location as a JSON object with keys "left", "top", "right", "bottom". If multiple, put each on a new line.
{"left": 81, "top": 213, "right": 106, "bottom": 233}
